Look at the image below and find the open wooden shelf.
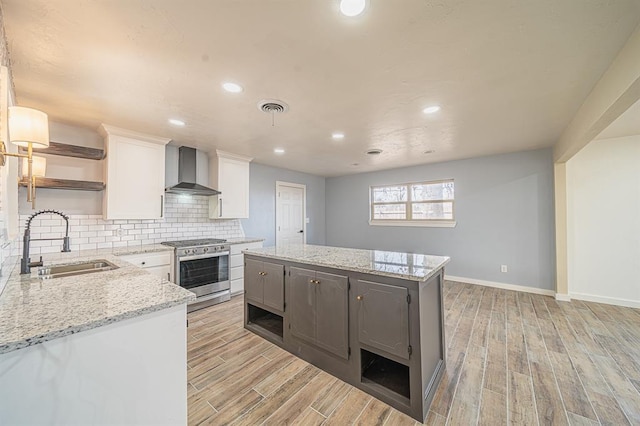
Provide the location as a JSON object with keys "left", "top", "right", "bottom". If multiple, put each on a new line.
{"left": 19, "top": 177, "right": 105, "bottom": 191}
{"left": 19, "top": 141, "right": 105, "bottom": 160}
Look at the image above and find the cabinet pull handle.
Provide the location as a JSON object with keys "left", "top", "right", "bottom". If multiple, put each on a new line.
{"left": 160, "top": 195, "right": 164, "bottom": 218}
{"left": 315, "top": 280, "right": 320, "bottom": 284}
{"left": 309, "top": 279, "right": 314, "bottom": 283}
{"left": 263, "top": 272, "right": 268, "bottom": 276}
{"left": 141, "top": 261, "right": 146, "bottom": 265}
{"left": 356, "top": 295, "right": 363, "bottom": 301}
{"left": 219, "top": 198, "right": 223, "bottom": 217}
{"left": 167, "top": 272, "right": 170, "bottom": 281}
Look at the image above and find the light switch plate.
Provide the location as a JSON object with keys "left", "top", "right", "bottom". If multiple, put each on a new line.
{"left": 305, "top": 218, "right": 310, "bottom": 224}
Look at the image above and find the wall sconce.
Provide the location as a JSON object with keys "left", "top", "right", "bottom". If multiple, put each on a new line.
{"left": 0, "top": 106, "right": 50, "bottom": 209}
{"left": 21, "top": 155, "right": 47, "bottom": 202}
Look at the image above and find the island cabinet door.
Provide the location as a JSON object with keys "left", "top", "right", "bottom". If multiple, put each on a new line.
{"left": 315, "top": 272, "right": 349, "bottom": 359}
{"left": 289, "top": 267, "right": 317, "bottom": 344}
{"left": 245, "top": 258, "right": 264, "bottom": 304}
{"left": 262, "top": 261, "right": 285, "bottom": 311}
{"left": 355, "top": 280, "right": 410, "bottom": 360}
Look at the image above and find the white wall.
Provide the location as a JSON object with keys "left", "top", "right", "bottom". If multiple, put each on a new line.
{"left": 567, "top": 135, "right": 640, "bottom": 307}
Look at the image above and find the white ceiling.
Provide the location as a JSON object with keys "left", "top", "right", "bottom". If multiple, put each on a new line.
{"left": 596, "top": 98, "right": 640, "bottom": 140}
{"left": 2, "top": 0, "right": 640, "bottom": 177}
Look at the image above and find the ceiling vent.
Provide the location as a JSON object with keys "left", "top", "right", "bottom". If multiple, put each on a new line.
{"left": 258, "top": 99, "right": 289, "bottom": 114}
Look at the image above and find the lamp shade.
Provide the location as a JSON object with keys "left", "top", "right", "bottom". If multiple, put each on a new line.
{"left": 22, "top": 156, "right": 47, "bottom": 178}
{"left": 9, "top": 106, "right": 50, "bottom": 148}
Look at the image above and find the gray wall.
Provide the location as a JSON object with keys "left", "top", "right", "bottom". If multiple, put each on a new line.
{"left": 242, "top": 163, "right": 326, "bottom": 247}
{"left": 325, "top": 148, "right": 555, "bottom": 290}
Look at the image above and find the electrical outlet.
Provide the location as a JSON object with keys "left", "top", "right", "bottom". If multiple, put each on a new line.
{"left": 501, "top": 265, "right": 508, "bottom": 273}
{"left": 115, "top": 228, "right": 124, "bottom": 237}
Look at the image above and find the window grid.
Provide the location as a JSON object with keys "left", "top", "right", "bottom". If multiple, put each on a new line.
{"left": 370, "top": 179, "right": 455, "bottom": 222}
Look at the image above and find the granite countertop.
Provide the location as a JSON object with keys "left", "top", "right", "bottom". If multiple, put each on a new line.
{"left": 225, "top": 237, "right": 265, "bottom": 245}
{"left": 244, "top": 244, "right": 450, "bottom": 282}
{"left": 0, "top": 244, "right": 194, "bottom": 355}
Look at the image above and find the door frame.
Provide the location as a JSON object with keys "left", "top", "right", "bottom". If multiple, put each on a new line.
{"left": 275, "top": 181, "right": 307, "bottom": 246}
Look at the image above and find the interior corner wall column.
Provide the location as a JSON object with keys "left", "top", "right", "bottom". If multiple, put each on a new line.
{"left": 554, "top": 162, "right": 569, "bottom": 300}
{"left": 554, "top": 23, "right": 640, "bottom": 162}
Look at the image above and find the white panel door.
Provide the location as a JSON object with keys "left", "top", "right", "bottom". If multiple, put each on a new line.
{"left": 276, "top": 182, "right": 305, "bottom": 246}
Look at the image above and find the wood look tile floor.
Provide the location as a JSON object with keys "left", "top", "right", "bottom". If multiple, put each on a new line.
{"left": 186, "top": 282, "right": 640, "bottom": 425}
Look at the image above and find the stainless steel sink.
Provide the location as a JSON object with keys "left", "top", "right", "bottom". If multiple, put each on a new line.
{"left": 37, "top": 259, "right": 119, "bottom": 280}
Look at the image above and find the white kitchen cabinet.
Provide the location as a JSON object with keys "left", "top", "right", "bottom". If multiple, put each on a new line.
{"left": 100, "top": 125, "right": 170, "bottom": 220}
{"left": 230, "top": 240, "right": 263, "bottom": 295}
{"left": 209, "top": 150, "right": 252, "bottom": 219}
{"left": 119, "top": 251, "right": 173, "bottom": 282}
{"left": 0, "top": 305, "right": 187, "bottom": 425}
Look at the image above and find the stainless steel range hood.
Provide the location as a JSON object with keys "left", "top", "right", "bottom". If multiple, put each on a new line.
{"left": 165, "top": 147, "right": 221, "bottom": 196}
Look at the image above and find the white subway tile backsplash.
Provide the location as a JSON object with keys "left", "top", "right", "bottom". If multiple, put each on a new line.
{"left": 18, "top": 194, "right": 245, "bottom": 256}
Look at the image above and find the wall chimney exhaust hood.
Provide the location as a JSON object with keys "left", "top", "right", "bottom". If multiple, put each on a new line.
{"left": 165, "top": 146, "right": 221, "bottom": 196}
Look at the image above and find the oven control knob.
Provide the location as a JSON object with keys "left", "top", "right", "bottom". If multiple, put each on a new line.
{"left": 203, "top": 247, "right": 209, "bottom": 253}
{"left": 185, "top": 249, "right": 192, "bottom": 255}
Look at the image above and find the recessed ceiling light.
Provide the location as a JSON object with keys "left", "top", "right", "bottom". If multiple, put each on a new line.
{"left": 366, "top": 149, "right": 383, "bottom": 155}
{"left": 332, "top": 132, "right": 345, "bottom": 139}
{"left": 222, "top": 82, "right": 243, "bottom": 93}
{"left": 168, "top": 118, "right": 185, "bottom": 126}
{"left": 340, "top": 0, "right": 366, "bottom": 16}
{"left": 274, "top": 148, "right": 285, "bottom": 154}
{"left": 423, "top": 105, "right": 441, "bottom": 114}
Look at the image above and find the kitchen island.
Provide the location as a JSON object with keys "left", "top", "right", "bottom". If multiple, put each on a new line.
{"left": 243, "top": 244, "right": 450, "bottom": 422}
{"left": 0, "top": 245, "right": 195, "bottom": 425}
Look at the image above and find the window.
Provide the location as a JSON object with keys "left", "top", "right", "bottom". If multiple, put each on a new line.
{"left": 369, "top": 179, "right": 455, "bottom": 227}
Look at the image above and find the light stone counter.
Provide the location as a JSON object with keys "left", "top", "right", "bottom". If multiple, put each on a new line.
{"left": 226, "top": 237, "right": 265, "bottom": 245}
{"left": 243, "top": 244, "right": 450, "bottom": 282}
{"left": 0, "top": 244, "right": 194, "bottom": 354}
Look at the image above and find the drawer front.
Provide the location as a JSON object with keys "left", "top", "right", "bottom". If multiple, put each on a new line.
{"left": 231, "top": 265, "right": 244, "bottom": 281}
{"left": 231, "top": 241, "right": 263, "bottom": 255}
{"left": 145, "top": 265, "right": 172, "bottom": 281}
{"left": 230, "top": 253, "right": 244, "bottom": 268}
{"left": 119, "top": 251, "right": 172, "bottom": 268}
{"left": 230, "top": 278, "right": 244, "bottom": 295}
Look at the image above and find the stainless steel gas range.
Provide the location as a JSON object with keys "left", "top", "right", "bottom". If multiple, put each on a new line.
{"left": 161, "top": 238, "right": 230, "bottom": 312}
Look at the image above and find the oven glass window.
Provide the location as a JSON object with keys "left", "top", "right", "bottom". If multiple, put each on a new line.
{"left": 179, "top": 256, "right": 229, "bottom": 289}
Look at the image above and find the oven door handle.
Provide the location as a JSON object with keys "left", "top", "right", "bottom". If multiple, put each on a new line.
{"left": 179, "top": 252, "right": 230, "bottom": 262}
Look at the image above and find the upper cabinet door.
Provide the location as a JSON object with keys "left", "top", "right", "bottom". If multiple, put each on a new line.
{"left": 209, "top": 150, "right": 252, "bottom": 219}
{"left": 100, "top": 125, "right": 170, "bottom": 220}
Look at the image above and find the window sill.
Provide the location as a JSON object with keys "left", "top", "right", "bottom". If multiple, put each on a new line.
{"left": 368, "top": 220, "right": 457, "bottom": 228}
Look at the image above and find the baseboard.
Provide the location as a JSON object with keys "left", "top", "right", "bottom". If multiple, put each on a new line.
{"left": 570, "top": 292, "right": 640, "bottom": 309}
{"left": 555, "top": 293, "right": 571, "bottom": 302}
{"left": 445, "top": 275, "right": 555, "bottom": 297}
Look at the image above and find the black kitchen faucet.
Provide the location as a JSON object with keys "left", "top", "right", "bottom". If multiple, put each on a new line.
{"left": 21, "top": 209, "right": 71, "bottom": 274}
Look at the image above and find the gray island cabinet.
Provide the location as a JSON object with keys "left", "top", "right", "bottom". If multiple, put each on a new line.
{"left": 243, "top": 244, "right": 450, "bottom": 422}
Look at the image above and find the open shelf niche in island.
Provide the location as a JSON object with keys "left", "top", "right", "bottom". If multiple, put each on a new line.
{"left": 242, "top": 244, "right": 450, "bottom": 423}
